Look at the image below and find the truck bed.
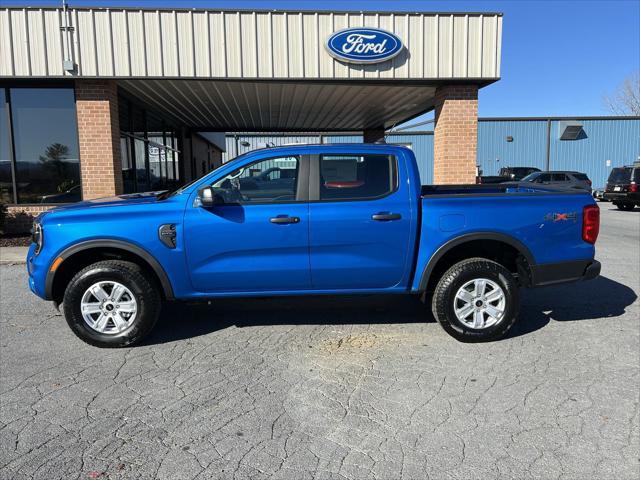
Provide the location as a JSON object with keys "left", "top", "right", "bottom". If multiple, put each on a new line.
{"left": 410, "top": 183, "right": 595, "bottom": 292}
{"left": 420, "top": 183, "right": 582, "bottom": 197}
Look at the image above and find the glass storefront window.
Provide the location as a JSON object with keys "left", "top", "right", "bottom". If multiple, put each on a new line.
{"left": 148, "top": 132, "right": 164, "bottom": 190}
{"left": 10, "top": 88, "right": 81, "bottom": 204}
{"left": 171, "top": 134, "right": 180, "bottom": 183}
{"left": 119, "top": 94, "right": 182, "bottom": 194}
{"left": 134, "top": 137, "right": 149, "bottom": 191}
{"left": 0, "top": 91, "right": 13, "bottom": 203}
{"left": 120, "top": 136, "right": 137, "bottom": 194}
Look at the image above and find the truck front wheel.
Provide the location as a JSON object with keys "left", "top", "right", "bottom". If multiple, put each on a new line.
{"left": 431, "top": 258, "right": 519, "bottom": 342}
{"left": 62, "top": 260, "right": 161, "bottom": 348}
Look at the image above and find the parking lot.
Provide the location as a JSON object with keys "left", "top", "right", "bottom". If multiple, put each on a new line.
{"left": 0, "top": 205, "right": 638, "bottom": 480}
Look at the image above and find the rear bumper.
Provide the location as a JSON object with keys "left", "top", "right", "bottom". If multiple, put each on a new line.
{"left": 530, "top": 259, "right": 601, "bottom": 287}
{"left": 604, "top": 192, "right": 639, "bottom": 203}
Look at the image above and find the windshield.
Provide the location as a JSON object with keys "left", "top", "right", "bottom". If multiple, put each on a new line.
{"left": 156, "top": 151, "right": 254, "bottom": 199}
{"left": 607, "top": 167, "right": 632, "bottom": 184}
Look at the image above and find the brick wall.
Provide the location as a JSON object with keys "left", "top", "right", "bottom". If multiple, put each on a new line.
{"left": 433, "top": 85, "right": 478, "bottom": 184}
{"left": 75, "top": 80, "right": 123, "bottom": 200}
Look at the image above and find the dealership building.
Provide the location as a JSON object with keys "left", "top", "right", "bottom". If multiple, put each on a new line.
{"left": 1, "top": 5, "right": 502, "bottom": 231}
{"left": 1, "top": 6, "right": 638, "bottom": 234}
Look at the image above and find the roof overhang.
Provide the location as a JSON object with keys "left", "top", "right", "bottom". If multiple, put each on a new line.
{"left": 118, "top": 78, "right": 495, "bottom": 131}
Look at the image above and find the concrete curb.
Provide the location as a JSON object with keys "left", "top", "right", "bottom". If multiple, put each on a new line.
{"left": 0, "top": 246, "right": 28, "bottom": 265}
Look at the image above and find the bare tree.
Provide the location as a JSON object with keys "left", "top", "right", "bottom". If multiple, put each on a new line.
{"left": 604, "top": 72, "right": 640, "bottom": 116}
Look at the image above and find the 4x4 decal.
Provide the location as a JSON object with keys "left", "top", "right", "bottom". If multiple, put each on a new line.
{"left": 544, "top": 212, "right": 578, "bottom": 222}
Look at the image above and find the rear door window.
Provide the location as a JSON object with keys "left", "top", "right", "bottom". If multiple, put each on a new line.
{"left": 552, "top": 173, "right": 569, "bottom": 182}
{"left": 318, "top": 154, "right": 397, "bottom": 201}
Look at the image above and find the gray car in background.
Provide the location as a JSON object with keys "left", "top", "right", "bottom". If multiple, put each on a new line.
{"left": 520, "top": 171, "right": 592, "bottom": 191}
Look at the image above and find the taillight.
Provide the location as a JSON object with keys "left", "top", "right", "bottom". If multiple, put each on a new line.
{"left": 582, "top": 205, "right": 600, "bottom": 244}
{"left": 630, "top": 182, "right": 638, "bottom": 193}
{"left": 587, "top": 179, "right": 592, "bottom": 186}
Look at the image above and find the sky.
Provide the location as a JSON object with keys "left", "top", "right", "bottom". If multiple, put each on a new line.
{"left": 6, "top": 0, "right": 640, "bottom": 121}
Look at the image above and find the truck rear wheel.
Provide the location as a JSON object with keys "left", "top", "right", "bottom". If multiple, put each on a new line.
{"left": 431, "top": 258, "right": 519, "bottom": 342}
{"left": 62, "top": 260, "right": 161, "bottom": 348}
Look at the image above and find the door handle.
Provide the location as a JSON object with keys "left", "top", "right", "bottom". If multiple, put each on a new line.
{"left": 371, "top": 213, "right": 402, "bottom": 221}
{"left": 270, "top": 215, "right": 300, "bottom": 224}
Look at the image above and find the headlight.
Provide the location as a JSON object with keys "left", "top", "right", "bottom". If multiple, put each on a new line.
{"left": 31, "top": 222, "right": 43, "bottom": 254}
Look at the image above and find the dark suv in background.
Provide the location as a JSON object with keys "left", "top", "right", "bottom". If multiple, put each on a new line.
{"left": 476, "top": 166, "right": 540, "bottom": 184}
{"left": 520, "top": 171, "right": 592, "bottom": 191}
{"left": 500, "top": 166, "right": 541, "bottom": 180}
{"left": 604, "top": 164, "right": 640, "bottom": 210}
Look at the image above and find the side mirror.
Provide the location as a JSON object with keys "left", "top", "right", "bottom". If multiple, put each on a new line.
{"left": 198, "top": 186, "right": 224, "bottom": 207}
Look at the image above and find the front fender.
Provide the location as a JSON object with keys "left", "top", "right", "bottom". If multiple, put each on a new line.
{"left": 44, "top": 239, "right": 175, "bottom": 300}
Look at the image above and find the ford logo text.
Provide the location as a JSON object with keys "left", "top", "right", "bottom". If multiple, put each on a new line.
{"left": 326, "top": 28, "right": 403, "bottom": 64}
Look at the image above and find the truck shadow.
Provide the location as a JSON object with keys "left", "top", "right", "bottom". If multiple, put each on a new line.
{"left": 145, "top": 275, "right": 636, "bottom": 345}
{"left": 505, "top": 275, "right": 637, "bottom": 339}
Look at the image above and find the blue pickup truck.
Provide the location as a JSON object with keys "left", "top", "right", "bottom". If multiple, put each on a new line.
{"left": 27, "top": 144, "right": 601, "bottom": 347}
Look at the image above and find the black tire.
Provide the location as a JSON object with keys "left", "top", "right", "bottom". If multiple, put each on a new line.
{"left": 431, "top": 258, "right": 519, "bottom": 342}
{"left": 62, "top": 260, "right": 161, "bottom": 348}
{"left": 616, "top": 203, "right": 635, "bottom": 211}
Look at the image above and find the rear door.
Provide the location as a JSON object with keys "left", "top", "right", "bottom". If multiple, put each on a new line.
{"left": 308, "top": 151, "right": 413, "bottom": 290}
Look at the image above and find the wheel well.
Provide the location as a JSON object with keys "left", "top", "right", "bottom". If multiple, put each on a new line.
{"left": 423, "top": 239, "right": 532, "bottom": 292}
{"left": 51, "top": 247, "right": 166, "bottom": 304}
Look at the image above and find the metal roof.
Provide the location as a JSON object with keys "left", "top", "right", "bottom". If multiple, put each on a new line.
{"left": 1, "top": 7, "right": 502, "bottom": 80}
{"left": 1, "top": 6, "right": 503, "bottom": 132}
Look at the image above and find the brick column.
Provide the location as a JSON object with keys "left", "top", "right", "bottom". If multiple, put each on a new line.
{"left": 433, "top": 85, "right": 478, "bottom": 184}
{"left": 75, "top": 80, "right": 123, "bottom": 199}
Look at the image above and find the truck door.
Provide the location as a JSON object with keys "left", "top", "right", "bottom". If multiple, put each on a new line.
{"left": 308, "top": 151, "right": 413, "bottom": 290}
{"left": 183, "top": 155, "right": 311, "bottom": 293}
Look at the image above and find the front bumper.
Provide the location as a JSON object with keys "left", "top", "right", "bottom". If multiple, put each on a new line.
{"left": 27, "top": 243, "right": 49, "bottom": 299}
{"left": 530, "top": 259, "right": 601, "bottom": 287}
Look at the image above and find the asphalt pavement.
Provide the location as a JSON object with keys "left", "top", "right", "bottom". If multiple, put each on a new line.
{"left": 1, "top": 204, "right": 638, "bottom": 480}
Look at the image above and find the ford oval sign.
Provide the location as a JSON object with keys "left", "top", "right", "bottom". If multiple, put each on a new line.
{"left": 326, "top": 28, "right": 403, "bottom": 64}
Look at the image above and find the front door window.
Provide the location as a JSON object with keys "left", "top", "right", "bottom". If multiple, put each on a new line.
{"left": 211, "top": 156, "right": 300, "bottom": 203}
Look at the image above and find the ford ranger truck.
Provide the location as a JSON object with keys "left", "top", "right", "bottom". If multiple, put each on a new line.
{"left": 27, "top": 144, "right": 601, "bottom": 347}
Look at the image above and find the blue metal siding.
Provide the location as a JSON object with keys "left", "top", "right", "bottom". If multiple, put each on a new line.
{"left": 325, "top": 134, "right": 434, "bottom": 183}
{"left": 549, "top": 119, "right": 640, "bottom": 188}
{"left": 223, "top": 135, "right": 321, "bottom": 161}
{"left": 387, "top": 133, "right": 434, "bottom": 184}
{"left": 324, "top": 135, "right": 362, "bottom": 143}
{"left": 224, "top": 118, "right": 639, "bottom": 187}
{"left": 477, "top": 120, "right": 548, "bottom": 175}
